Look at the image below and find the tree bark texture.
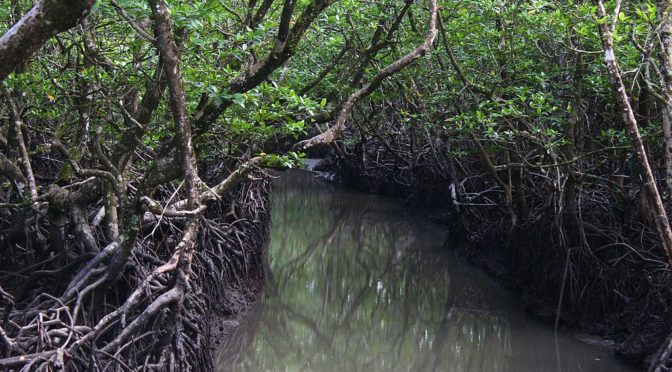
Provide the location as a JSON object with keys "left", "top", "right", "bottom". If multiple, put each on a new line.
{"left": 0, "top": 0, "right": 95, "bottom": 81}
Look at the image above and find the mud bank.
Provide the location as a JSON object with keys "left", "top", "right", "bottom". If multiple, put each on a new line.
{"left": 203, "top": 175, "right": 272, "bottom": 369}
{"left": 324, "top": 156, "right": 672, "bottom": 370}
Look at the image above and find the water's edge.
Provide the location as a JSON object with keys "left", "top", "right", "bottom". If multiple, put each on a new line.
{"left": 214, "top": 169, "right": 635, "bottom": 372}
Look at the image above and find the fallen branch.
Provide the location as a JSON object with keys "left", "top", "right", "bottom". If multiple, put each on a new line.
{"left": 143, "top": 157, "right": 261, "bottom": 215}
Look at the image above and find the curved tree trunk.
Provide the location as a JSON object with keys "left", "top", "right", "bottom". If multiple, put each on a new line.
{"left": 595, "top": 0, "right": 672, "bottom": 265}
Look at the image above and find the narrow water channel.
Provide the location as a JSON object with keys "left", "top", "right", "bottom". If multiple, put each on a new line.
{"left": 215, "top": 170, "right": 636, "bottom": 372}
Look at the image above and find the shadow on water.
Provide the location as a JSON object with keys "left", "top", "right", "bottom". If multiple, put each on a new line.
{"left": 215, "top": 170, "right": 635, "bottom": 372}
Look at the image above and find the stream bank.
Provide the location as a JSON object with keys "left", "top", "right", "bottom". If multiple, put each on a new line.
{"left": 203, "top": 174, "right": 273, "bottom": 367}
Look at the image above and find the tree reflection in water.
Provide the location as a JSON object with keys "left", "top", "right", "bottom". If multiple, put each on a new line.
{"left": 215, "top": 170, "right": 633, "bottom": 372}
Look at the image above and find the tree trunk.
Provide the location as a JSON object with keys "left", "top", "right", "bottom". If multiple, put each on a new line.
{"left": 657, "top": 0, "right": 672, "bottom": 196}
{"left": 595, "top": 0, "right": 672, "bottom": 265}
{"left": 564, "top": 51, "right": 583, "bottom": 217}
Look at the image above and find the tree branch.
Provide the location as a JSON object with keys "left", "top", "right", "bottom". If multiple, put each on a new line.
{"left": 294, "top": 0, "right": 439, "bottom": 150}
{"left": 0, "top": 0, "right": 96, "bottom": 81}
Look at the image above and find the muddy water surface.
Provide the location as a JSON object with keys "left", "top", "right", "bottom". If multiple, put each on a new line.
{"left": 215, "top": 170, "right": 636, "bottom": 372}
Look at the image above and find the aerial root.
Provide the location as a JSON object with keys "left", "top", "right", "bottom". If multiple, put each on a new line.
{"left": 0, "top": 174, "right": 271, "bottom": 371}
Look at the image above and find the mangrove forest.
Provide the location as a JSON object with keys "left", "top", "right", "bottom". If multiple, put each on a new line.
{"left": 0, "top": 0, "right": 671, "bottom": 371}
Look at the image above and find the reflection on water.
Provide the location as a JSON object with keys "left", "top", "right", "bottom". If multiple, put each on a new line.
{"left": 215, "top": 170, "right": 635, "bottom": 372}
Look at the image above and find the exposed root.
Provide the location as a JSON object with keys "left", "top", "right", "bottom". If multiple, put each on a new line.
{"left": 324, "top": 102, "right": 672, "bottom": 367}
{"left": 0, "top": 174, "right": 271, "bottom": 371}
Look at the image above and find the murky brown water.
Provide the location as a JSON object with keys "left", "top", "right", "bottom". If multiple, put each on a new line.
{"left": 215, "top": 170, "right": 636, "bottom": 372}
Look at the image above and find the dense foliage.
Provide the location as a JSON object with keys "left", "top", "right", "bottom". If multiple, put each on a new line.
{"left": 0, "top": 0, "right": 672, "bottom": 370}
